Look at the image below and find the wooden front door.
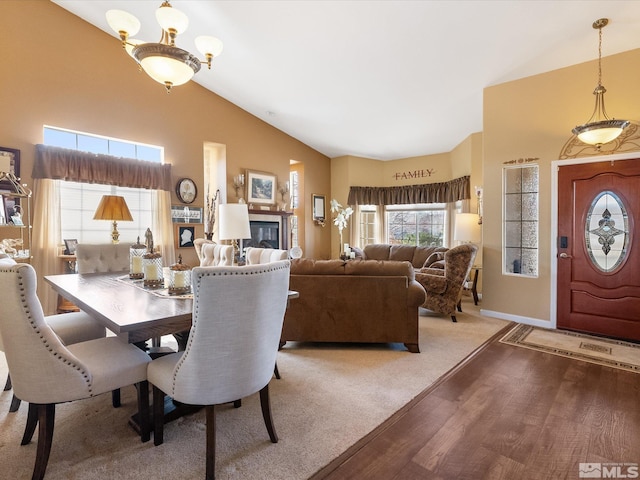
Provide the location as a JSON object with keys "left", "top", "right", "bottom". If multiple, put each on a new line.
{"left": 557, "top": 158, "right": 640, "bottom": 341}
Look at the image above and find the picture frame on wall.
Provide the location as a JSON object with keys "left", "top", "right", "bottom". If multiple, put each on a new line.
{"left": 246, "top": 170, "right": 277, "bottom": 206}
{"left": 0, "top": 146, "right": 20, "bottom": 191}
{"left": 176, "top": 224, "right": 196, "bottom": 248}
{"left": 312, "top": 194, "right": 326, "bottom": 225}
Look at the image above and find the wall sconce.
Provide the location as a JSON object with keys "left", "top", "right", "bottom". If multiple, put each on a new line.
{"left": 232, "top": 174, "right": 245, "bottom": 203}
{"left": 475, "top": 186, "right": 483, "bottom": 225}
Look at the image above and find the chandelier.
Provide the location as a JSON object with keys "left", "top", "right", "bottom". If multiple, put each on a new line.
{"left": 106, "top": 1, "right": 223, "bottom": 93}
{"left": 572, "top": 18, "right": 629, "bottom": 146}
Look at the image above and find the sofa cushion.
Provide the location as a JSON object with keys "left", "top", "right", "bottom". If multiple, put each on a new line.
{"left": 290, "top": 258, "right": 346, "bottom": 275}
{"left": 388, "top": 245, "right": 416, "bottom": 263}
{"left": 345, "top": 259, "right": 414, "bottom": 280}
{"left": 362, "top": 244, "right": 391, "bottom": 261}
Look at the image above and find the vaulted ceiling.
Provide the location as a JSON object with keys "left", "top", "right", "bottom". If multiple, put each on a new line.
{"left": 53, "top": 1, "right": 640, "bottom": 160}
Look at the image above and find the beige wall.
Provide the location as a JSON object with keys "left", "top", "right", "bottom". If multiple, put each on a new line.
{"left": 482, "top": 48, "right": 640, "bottom": 323}
{"left": 0, "top": 1, "right": 332, "bottom": 269}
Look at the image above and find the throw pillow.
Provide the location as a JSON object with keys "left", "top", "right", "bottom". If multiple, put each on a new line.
{"left": 423, "top": 251, "right": 445, "bottom": 268}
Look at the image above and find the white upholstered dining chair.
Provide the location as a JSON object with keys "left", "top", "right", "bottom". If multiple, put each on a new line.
{"left": 147, "top": 260, "right": 291, "bottom": 480}
{"left": 0, "top": 254, "right": 108, "bottom": 413}
{"left": 244, "top": 247, "right": 289, "bottom": 264}
{"left": 74, "top": 243, "right": 130, "bottom": 273}
{"left": 0, "top": 262, "right": 151, "bottom": 480}
{"left": 198, "top": 241, "right": 234, "bottom": 266}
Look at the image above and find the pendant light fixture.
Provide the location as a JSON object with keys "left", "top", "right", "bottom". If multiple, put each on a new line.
{"left": 106, "top": 1, "right": 223, "bottom": 93}
{"left": 572, "top": 18, "right": 629, "bottom": 146}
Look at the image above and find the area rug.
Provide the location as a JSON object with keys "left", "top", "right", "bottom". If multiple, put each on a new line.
{"left": 500, "top": 323, "right": 640, "bottom": 373}
{"left": 0, "top": 301, "right": 507, "bottom": 480}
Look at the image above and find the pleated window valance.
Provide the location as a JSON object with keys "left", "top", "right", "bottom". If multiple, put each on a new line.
{"left": 347, "top": 175, "right": 470, "bottom": 205}
{"left": 33, "top": 144, "right": 172, "bottom": 191}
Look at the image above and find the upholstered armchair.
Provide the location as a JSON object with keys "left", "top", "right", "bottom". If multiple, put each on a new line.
{"left": 147, "top": 261, "right": 291, "bottom": 480}
{"left": 0, "top": 263, "right": 151, "bottom": 480}
{"left": 415, "top": 243, "right": 478, "bottom": 322}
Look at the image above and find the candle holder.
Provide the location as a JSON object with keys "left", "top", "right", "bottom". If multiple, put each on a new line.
{"left": 129, "top": 237, "right": 146, "bottom": 279}
{"left": 142, "top": 249, "right": 163, "bottom": 289}
{"left": 168, "top": 255, "right": 191, "bottom": 295}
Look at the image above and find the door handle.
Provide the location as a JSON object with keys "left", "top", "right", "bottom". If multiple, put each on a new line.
{"left": 559, "top": 252, "right": 572, "bottom": 259}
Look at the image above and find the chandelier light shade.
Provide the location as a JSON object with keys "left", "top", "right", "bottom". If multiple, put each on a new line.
{"left": 572, "top": 18, "right": 630, "bottom": 146}
{"left": 93, "top": 195, "right": 134, "bottom": 244}
{"left": 106, "top": 1, "right": 223, "bottom": 93}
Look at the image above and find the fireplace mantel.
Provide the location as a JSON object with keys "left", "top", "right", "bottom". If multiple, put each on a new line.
{"left": 246, "top": 209, "right": 293, "bottom": 251}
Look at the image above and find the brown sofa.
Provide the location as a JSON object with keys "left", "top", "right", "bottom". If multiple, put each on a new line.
{"left": 281, "top": 258, "right": 426, "bottom": 353}
{"left": 363, "top": 244, "right": 448, "bottom": 270}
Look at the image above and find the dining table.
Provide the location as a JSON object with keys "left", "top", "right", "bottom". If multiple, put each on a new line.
{"left": 45, "top": 271, "right": 299, "bottom": 346}
{"left": 44, "top": 270, "right": 299, "bottom": 429}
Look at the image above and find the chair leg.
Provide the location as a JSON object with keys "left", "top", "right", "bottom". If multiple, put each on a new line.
{"left": 112, "top": 389, "right": 121, "bottom": 408}
{"left": 233, "top": 399, "right": 242, "bottom": 408}
{"left": 259, "top": 384, "right": 278, "bottom": 443}
{"left": 21, "top": 402, "right": 38, "bottom": 445}
{"left": 137, "top": 381, "right": 150, "bottom": 443}
{"left": 10, "top": 394, "right": 22, "bottom": 412}
{"left": 451, "top": 315, "right": 457, "bottom": 322}
{"left": 153, "top": 386, "right": 165, "bottom": 446}
{"left": 274, "top": 362, "right": 281, "bottom": 380}
{"left": 4, "top": 372, "right": 11, "bottom": 391}
{"left": 206, "top": 405, "right": 216, "bottom": 480}
{"left": 31, "top": 403, "right": 55, "bottom": 480}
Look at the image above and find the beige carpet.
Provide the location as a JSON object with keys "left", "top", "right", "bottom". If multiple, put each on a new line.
{"left": 500, "top": 323, "right": 640, "bottom": 374}
{"left": 0, "top": 299, "right": 507, "bottom": 480}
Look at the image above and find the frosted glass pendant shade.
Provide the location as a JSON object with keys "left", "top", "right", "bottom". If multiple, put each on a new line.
{"left": 195, "top": 36, "right": 224, "bottom": 57}
{"left": 106, "top": 9, "right": 141, "bottom": 37}
{"left": 156, "top": 5, "right": 189, "bottom": 34}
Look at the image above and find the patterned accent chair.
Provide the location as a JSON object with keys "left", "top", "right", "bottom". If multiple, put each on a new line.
{"left": 415, "top": 243, "right": 478, "bottom": 322}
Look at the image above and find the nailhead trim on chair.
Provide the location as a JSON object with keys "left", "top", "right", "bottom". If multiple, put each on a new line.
{"left": 14, "top": 269, "right": 94, "bottom": 395}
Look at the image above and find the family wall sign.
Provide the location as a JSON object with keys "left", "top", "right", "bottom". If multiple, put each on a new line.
{"left": 392, "top": 169, "right": 436, "bottom": 181}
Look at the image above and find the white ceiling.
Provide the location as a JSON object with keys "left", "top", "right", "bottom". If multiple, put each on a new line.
{"left": 53, "top": 1, "right": 640, "bottom": 160}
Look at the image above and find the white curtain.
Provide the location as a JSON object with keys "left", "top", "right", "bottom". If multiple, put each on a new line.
{"left": 31, "top": 178, "right": 61, "bottom": 315}
{"left": 154, "top": 190, "right": 175, "bottom": 265}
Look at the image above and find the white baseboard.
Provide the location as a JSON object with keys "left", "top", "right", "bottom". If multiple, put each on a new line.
{"left": 480, "top": 309, "right": 554, "bottom": 329}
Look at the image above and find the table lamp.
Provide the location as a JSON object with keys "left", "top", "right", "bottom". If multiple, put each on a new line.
{"left": 454, "top": 213, "right": 481, "bottom": 245}
{"left": 218, "top": 203, "right": 251, "bottom": 265}
{"left": 93, "top": 195, "right": 133, "bottom": 244}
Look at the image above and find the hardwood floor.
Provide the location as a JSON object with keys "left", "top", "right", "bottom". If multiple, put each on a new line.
{"left": 313, "top": 325, "right": 640, "bottom": 480}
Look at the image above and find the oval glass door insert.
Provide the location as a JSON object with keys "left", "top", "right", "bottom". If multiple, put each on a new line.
{"left": 585, "top": 191, "right": 629, "bottom": 272}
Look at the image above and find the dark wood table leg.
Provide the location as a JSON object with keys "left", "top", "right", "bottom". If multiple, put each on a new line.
{"left": 471, "top": 268, "right": 480, "bottom": 305}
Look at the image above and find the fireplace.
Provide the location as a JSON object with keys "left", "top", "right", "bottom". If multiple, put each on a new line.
{"left": 244, "top": 220, "right": 279, "bottom": 249}
{"left": 240, "top": 209, "right": 292, "bottom": 253}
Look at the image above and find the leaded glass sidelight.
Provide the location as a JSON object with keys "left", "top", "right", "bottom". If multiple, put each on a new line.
{"left": 503, "top": 165, "right": 539, "bottom": 277}
{"left": 585, "top": 191, "right": 629, "bottom": 272}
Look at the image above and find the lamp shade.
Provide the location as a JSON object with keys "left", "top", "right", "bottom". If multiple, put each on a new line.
{"left": 93, "top": 195, "right": 133, "bottom": 221}
{"left": 218, "top": 203, "right": 251, "bottom": 240}
{"left": 454, "top": 213, "right": 481, "bottom": 244}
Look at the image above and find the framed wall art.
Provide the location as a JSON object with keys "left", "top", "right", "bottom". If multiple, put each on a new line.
{"left": 312, "top": 194, "right": 326, "bottom": 225}
{"left": 246, "top": 170, "right": 276, "bottom": 206}
{"left": 0, "top": 146, "right": 20, "bottom": 191}
{"left": 176, "top": 224, "right": 196, "bottom": 249}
